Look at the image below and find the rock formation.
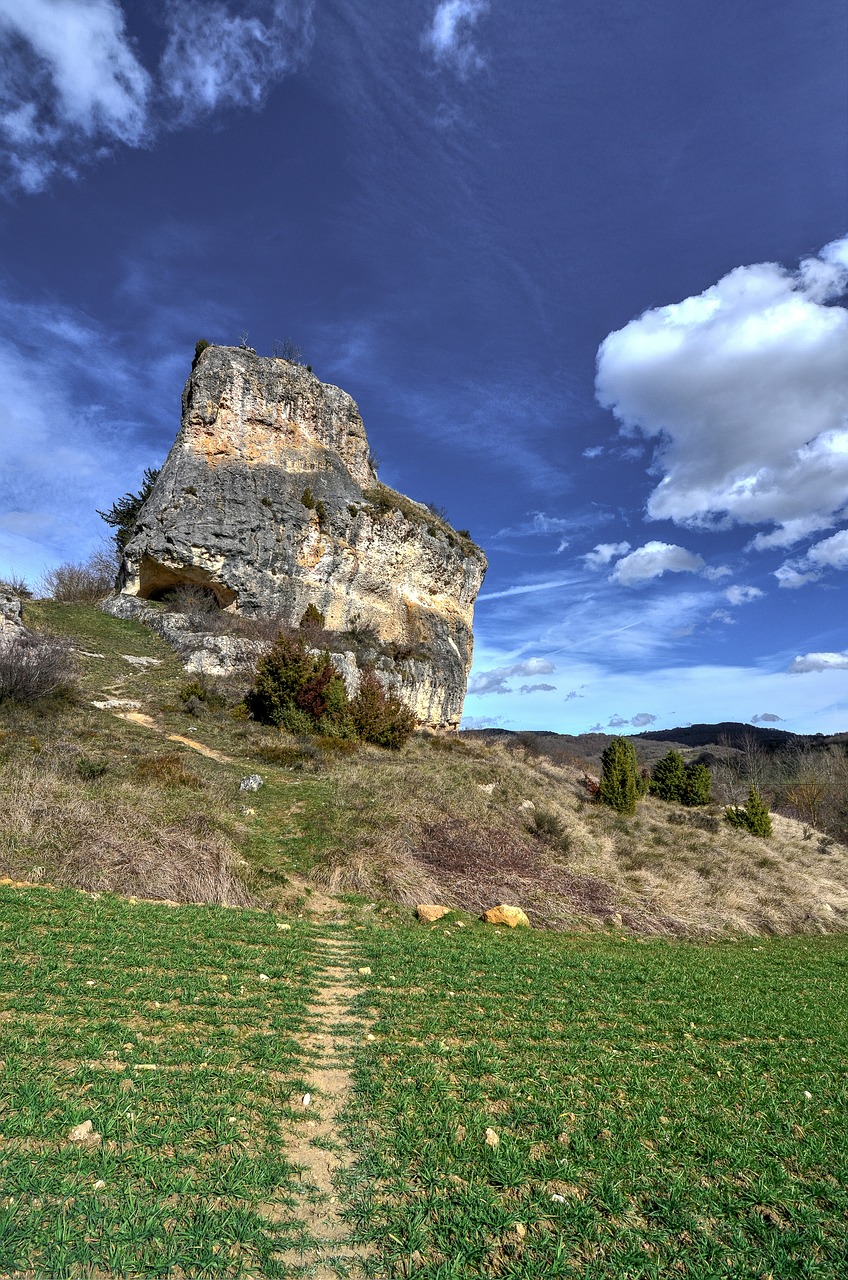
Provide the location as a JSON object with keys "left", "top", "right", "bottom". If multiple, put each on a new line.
{"left": 114, "top": 345, "right": 487, "bottom": 728}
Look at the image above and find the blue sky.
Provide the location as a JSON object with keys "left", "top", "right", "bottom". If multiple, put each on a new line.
{"left": 1, "top": 0, "right": 847, "bottom": 735}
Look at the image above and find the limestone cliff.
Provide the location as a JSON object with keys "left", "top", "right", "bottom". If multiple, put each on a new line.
{"left": 116, "top": 345, "right": 487, "bottom": 728}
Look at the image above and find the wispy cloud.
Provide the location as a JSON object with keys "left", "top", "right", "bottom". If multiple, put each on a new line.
{"left": 468, "top": 657, "right": 555, "bottom": 696}
{"left": 775, "top": 527, "right": 848, "bottom": 589}
{"left": 0, "top": 0, "right": 314, "bottom": 192}
{"left": 423, "top": 1, "right": 489, "bottom": 77}
{"left": 160, "top": 0, "right": 314, "bottom": 124}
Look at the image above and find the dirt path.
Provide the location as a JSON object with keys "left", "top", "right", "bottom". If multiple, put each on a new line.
{"left": 97, "top": 704, "right": 238, "bottom": 764}
{"left": 274, "top": 920, "right": 375, "bottom": 1278}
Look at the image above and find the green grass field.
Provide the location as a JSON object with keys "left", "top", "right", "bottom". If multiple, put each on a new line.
{"left": 344, "top": 924, "right": 848, "bottom": 1278}
{"left": 0, "top": 885, "right": 318, "bottom": 1278}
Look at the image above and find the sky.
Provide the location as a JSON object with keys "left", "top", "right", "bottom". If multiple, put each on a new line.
{"left": 1, "top": 0, "right": 847, "bottom": 736}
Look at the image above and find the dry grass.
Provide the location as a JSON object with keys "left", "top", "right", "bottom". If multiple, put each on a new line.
{"left": 308, "top": 736, "right": 848, "bottom": 936}
{"left": 0, "top": 752, "right": 253, "bottom": 906}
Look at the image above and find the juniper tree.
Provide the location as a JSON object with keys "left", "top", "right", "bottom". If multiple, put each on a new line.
{"left": 599, "top": 736, "right": 639, "bottom": 814}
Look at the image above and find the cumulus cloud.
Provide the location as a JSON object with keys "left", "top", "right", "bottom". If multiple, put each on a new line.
{"left": 518, "top": 682, "right": 556, "bottom": 694}
{"left": 606, "top": 712, "right": 657, "bottom": 728}
{"left": 609, "top": 541, "right": 705, "bottom": 586}
{"left": 468, "top": 657, "right": 555, "bottom": 696}
{"left": 423, "top": 1, "right": 488, "bottom": 76}
{"left": 460, "top": 714, "right": 511, "bottom": 729}
{"left": 751, "top": 712, "right": 783, "bottom": 723}
{"left": 788, "top": 651, "right": 848, "bottom": 674}
{"left": 582, "top": 541, "right": 631, "bottom": 570}
{"left": 596, "top": 237, "right": 848, "bottom": 547}
{"left": 724, "top": 584, "right": 764, "bottom": 605}
{"left": 0, "top": 0, "right": 313, "bottom": 191}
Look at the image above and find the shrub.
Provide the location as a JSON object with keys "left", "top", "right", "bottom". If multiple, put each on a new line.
{"left": 179, "top": 676, "right": 226, "bottom": 713}
{"left": 350, "top": 671, "right": 416, "bottom": 750}
{"left": 162, "top": 582, "right": 220, "bottom": 614}
{"left": 650, "top": 749, "right": 712, "bottom": 806}
{"left": 529, "top": 807, "right": 566, "bottom": 844}
{"left": 301, "top": 488, "right": 316, "bottom": 510}
{"left": 650, "top": 750, "right": 686, "bottom": 801}
{"left": 299, "top": 603, "right": 325, "bottom": 633}
{"left": 0, "top": 633, "right": 76, "bottom": 706}
{"left": 193, "top": 338, "right": 210, "bottom": 367}
{"left": 726, "top": 784, "right": 773, "bottom": 837}
{"left": 42, "top": 551, "right": 116, "bottom": 603}
{"left": 0, "top": 575, "right": 32, "bottom": 599}
{"left": 599, "top": 737, "right": 639, "bottom": 814}
{"left": 680, "top": 762, "right": 712, "bottom": 806}
{"left": 246, "top": 633, "right": 353, "bottom": 737}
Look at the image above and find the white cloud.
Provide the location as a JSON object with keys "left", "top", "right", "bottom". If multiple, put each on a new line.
{"left": 609, "top": 541, "right": 705, "bottom": 586}
{"left": 468, "top": 657, "right": 555, "bottom": 696}
{"left": 160, "top": 1, "right": 313, "bottom": 123}
{"left": 724, "top": 584, "right": 764, "bottom": 605}
{"left": 582, "top": 541, "right": 631, "bottom": 570}
{"left": 0, "top": 0, "right": 150, "bottom": 190}
{"left": 0, "top": 292, "right": 161, "bottom": 583}
{"left": 788, "top": 652, "right": 848, "bottom": 674}
{"left": 751, "top": 712, "right": 783, "bottom": 723}
{"left": 0, "top": 0, "right": 313, "bottom": 191}
{"left": 518, "top": 682, "right": 556, "bottom": 694}
{"left": 703, "top": 564, "right": 732, "bottom": 580}
{"left": 709, "top": 608, "right": 733, "bottom": 624}
{"left": 423, "top": 1, "right": 489, "bottom": 76}
{"left": 596, "top": 237, "right": 848, "bottom": 547}
{"left": 582, "top": 445, "right": 604, "bottom": 459}
{"left": 606, "top": 711, "right": 657, "bottom": 728}
{"left": 775, "top": 526, "right": 848, "bottom": 588}
{"left": 494, "top": 511, "right": 573, "bottom": 539}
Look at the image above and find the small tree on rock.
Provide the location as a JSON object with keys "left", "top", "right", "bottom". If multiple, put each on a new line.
{"left": 599, "top": 736, "right": 639, "bottom": 814}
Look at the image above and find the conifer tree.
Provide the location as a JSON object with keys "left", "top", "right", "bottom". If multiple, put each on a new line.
{"left": 599, "top": 736, "right": 639, "bottom": 814}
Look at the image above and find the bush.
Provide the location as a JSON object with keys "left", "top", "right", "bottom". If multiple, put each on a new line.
{"left": 0, "top": 575, "right": 32, "bottom": 599}
{"left": 299, "top": 603, "right": 325, "bottom": 633}
{"left": 529, "top": 807, "right": 566, "bottom": 844}
{"left": 42, "top": 550, "right": 117, "bottom": 603}
{"left": 193, "top": 338, "right": 210, "bottom": 366}
{"left": 246, "top": 633, "right": 353, "bottom": 737}
{"left": 680, "top": 762, "right": 712, "bottom": 806}
{"left": 0, "top": 633, "right": 76, "bottom": 706}
{"left": 650, "top": 749, "right": 712, "bottom": 806}
{"left": 301, "top": 488, "right": 316, "bottom": 509}
{"left": 599, "top": 737, "right": 639, "bottom": 814}
{"left": 726, "top": 784, "right": 773, "bottom": 837}
{"left": 350, "top": 671, "right": 416, "bottom": 750}
{"left": 650, "top": 750, "right": 686, "bottom": 801}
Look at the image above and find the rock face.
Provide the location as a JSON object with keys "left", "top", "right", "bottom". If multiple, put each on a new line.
{"left": 117, "top": 346, "right": 487, "bottom": 728}
{"left": 0, "top": 585, "right": 25, "bottom": 642}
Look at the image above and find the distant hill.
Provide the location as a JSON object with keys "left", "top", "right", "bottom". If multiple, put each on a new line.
{"left": 633, "top": 721, "right": 799, "bottom": 750}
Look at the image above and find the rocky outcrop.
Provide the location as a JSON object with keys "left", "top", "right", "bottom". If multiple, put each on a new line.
{"left": 0, "top": 585, "right": 26, "bottom": 642}
{"left": 116, "top": 346, "right": 487, "bottom": 728}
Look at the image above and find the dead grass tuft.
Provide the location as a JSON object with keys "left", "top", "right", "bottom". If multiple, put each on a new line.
{"left": 133, "top": 752, "right": 207, "bottom": 789}
{"left": 0, "top": 755, "right": 253, "bottom": 906}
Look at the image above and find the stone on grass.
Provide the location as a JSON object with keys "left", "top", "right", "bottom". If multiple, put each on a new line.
{"left": 416, "top": 904, "right": 451, "bottom": 923}
{"left": 239, "top": 774, "right": 264, "bottom": 792}
{"left": 484, "top": 1127, "right": 500, "bottom": 1147}
{"left": 481, "top": 904, "right": 530, "bottom": 928}
{"left": 67, "top": 1119, "right": 101, "bottom": 1147}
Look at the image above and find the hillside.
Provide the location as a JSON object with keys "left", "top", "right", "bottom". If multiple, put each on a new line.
{"left": 2, "top": 601, "right": 848, "bottom": 938}
{"left": 3, "top": 601, "right": 848, "bottom": 1277}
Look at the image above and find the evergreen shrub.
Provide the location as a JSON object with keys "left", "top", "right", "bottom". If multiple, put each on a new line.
{"left": 599, "top": 737, "right": 639, "bottom": 814}
{"left": 725, "top": 785, "right": 773, "bottom": 837}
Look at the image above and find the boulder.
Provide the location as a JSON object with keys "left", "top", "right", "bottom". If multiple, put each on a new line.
{"left": 416, "top": 904, "right": 451, "bottom": 923}
{"left": 113, "top": 346, "right": 487, "bottom": 729}
{"left": 481, "top": 904, "right": 530, "bottom": 928}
